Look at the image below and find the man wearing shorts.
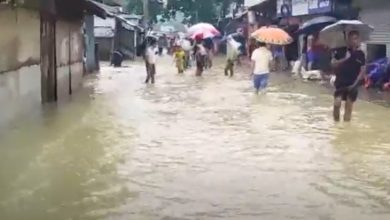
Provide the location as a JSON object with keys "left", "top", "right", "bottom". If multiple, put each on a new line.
{"left": 332, "top": 31, "right": 366, "bottom": 122}
{"left": 251, "top": 42, "right": 273, "bottom": 94}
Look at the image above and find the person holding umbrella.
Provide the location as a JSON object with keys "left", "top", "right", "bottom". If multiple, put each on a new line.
{"left": 251, "top": 41, "right": 273, "bottom": 94}
{"left": 320, "top": 20, "right": 374, "bottom": 122}
{"left": 193, "top": 36, "right": 208, "bottom": 76}
{"left": 331, "top": 31, "right": 366, "bottom": 122}
{"left": 187, "top": 23, "right": 221, "bottom": 76}
{"left": 250, "top": 26, "right": 292, "bottom": 94}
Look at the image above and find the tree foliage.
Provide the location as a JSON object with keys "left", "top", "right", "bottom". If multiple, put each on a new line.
{"left": 125, "top": 0, "right": 143, "bottom": 15}
{"left": 125, "top": 0, "right": 243, "bottom": 24}
{"left": 165, "top": 0, "right": 237, "bottom": 23}
{"left": 125, "top": 0, "right": 164, "bottom": 22}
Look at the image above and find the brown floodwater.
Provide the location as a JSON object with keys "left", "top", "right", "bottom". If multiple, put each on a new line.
{"left": 1, "top": 57, "right": 389, "bottom": 220}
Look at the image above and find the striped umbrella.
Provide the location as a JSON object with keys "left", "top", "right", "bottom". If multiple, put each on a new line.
{"left": 251, "top": 26, "right": 293, "bottom": 45}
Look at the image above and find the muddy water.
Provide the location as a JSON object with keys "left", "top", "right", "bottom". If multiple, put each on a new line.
{"left": 0, "top": 57, "right": 389, "bottom": 220}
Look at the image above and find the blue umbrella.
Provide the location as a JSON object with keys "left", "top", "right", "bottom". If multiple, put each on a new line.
{"left": 297, "top": 16, "right": 337, "bottom": 36}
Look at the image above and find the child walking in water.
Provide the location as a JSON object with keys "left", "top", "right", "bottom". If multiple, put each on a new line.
{"left": 173, "top": 45, "right": 186, "bottom": 74}
{"left": 251, "top": 42, "right": 273, "bottom": 94}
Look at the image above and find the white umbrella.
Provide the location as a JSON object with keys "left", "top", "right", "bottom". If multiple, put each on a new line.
{"left": 319, "top": 20, "right": 374, "bottom": 48}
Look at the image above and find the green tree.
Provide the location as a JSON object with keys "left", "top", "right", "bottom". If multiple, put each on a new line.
{"left": 125, "top": 0, "right": 143, "bottom": 14}
{"left": 125, "top": 0, "right": 163, "bottom": 22}
{"left": 165, "top": 0, "right": 227, "bottom": 23}
{"left": 125, "top": 0, "right": 241, "bottom": 24}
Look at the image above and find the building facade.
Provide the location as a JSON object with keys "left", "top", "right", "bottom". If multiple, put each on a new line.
{"left": 0, "top": 6, "right": 42, "bottom": 124}
{"left": 357, "top": 0, "right": 390, "bottom": 61}
{"left": 0, "top": 0, "right": 104, "bottom": 125}
{"left": 93, "top": 2, "right": 142, "bottom": 62}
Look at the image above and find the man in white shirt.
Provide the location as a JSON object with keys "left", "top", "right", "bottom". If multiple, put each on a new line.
{"left": 251, "top": 42, "right": 273, "bottom": 94}
{"left": 145, "top": 41, "right": 158, "bottom": 84}
{"left": 224, "top": 36, "right": 241, "bottom": 77}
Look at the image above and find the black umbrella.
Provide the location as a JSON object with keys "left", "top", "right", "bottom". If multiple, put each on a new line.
{"left": 297, "top": 16, "right": 337, "bottom": 36}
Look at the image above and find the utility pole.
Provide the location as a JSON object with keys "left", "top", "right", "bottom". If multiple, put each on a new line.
{"left": 143, "top": 0, "right": 150, "bottom": 28}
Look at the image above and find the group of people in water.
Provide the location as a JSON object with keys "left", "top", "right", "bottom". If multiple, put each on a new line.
{"left": 141, "top": 33, "right": 216, "bottom": 82}
{"left": 139, "top": 29, "right": 367, "bottom": 122}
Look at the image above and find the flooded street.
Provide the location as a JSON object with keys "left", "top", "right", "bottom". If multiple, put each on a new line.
{"left": 1, "top": 57, "right": 390, "bottom": 220}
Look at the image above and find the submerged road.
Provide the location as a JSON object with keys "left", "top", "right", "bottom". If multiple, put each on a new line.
{"left": 1, "top": 57, "right": 390, "bottom": 220}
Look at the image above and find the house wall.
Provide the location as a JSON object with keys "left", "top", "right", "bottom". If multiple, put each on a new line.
{"left": 85, "top": 15, "right": 98, "bottom": 73}
{"left": 118, "top": 27, "right": 136, "bottom": 59}
{"left": 94, "top": 16, "right": 115, "bottom": 61}
{"left": 55, "top": 19, "right": 84, "bottom": 101}
{"left": 0, "top": 7, "right": 41, "bottom": 125}
{"left": 96, "top": 37, "right": 114, "bottom": 61}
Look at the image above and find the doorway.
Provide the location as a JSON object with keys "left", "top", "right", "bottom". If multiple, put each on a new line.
{"left": 367, "top": 44, "right": 387, "bottom": 63}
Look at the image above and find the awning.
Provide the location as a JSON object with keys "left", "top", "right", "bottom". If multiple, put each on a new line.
{"left": 116, "top": 16, "right": 144, "bottom": 32}
{"left": 84, "top": 0, "right": 116, "bottom": 19}
{"left": 246, "top": 0, "right": 268, "bottom": 9}
{"left": 247, "top": 0, "right": 271, "bottom": 10}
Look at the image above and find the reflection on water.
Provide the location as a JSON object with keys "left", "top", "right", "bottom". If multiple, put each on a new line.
{"left": 1, "top": 58, "right": 390, "bottom": 220}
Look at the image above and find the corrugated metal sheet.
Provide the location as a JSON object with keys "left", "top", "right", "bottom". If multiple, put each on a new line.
{"left": 360, "top": 8, "right": 390, "bottom": 44}
{"left": 360, "top": 7, "right": 390, "bottom": 57}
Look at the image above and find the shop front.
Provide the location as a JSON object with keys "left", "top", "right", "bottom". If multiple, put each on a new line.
{"left": 277, "top": 0, "right": 333, "bottom": 23}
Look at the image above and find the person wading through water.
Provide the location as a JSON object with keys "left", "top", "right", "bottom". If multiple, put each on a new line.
{"left": 194, "top": 38, "right": 207, "bottom": 76}
{"left": 203, "top": 37, "right": 214, "bottom": 69}
{"left": 145, "top": 40, "right": 158, "bottom": 84}
{"left": 223, "top": 29, "right": 245, "bottom": 77}
{"left": 332, "top": 31, "right": 366, "bottom": 122}
{"left": 224, "top": 35, "right": 240, "bottom": 77}
{"left": 251, "top": 42, "right": 273, "bottom": 94}
{"left": 158, "top": 34, "right": 168, "bottom": 56}
{"left": 173, "top": 44, "right": 185, "bottom": 74}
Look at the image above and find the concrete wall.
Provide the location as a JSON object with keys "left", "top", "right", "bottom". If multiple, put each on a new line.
{"left": 0, "top": 7, "right": 41, "bottom": 125}
{"left": 55, "top": 19, "right": 84, "bottom": 101}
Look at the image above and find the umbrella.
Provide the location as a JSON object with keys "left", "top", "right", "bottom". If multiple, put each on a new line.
{"left": 187, "top": 23, "right": 220, "bottom": 37}
{"left": 319, "top": 20, "right": 374, "bottom": 48}
{"left": 296, "top": 16, "right": 337, "bottom": 35}
{"left": 190, "top": 30, "right": 216, "bottom": 40}
{"left": 251, "top": 26, "right": 293, "bottom": 45}
{"left": 190, "top": 29, "right": 220, "bottom": 40}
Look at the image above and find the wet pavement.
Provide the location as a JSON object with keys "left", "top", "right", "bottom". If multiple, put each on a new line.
{"left": 1, "top": 57, "right": 390, "bottom": 220}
